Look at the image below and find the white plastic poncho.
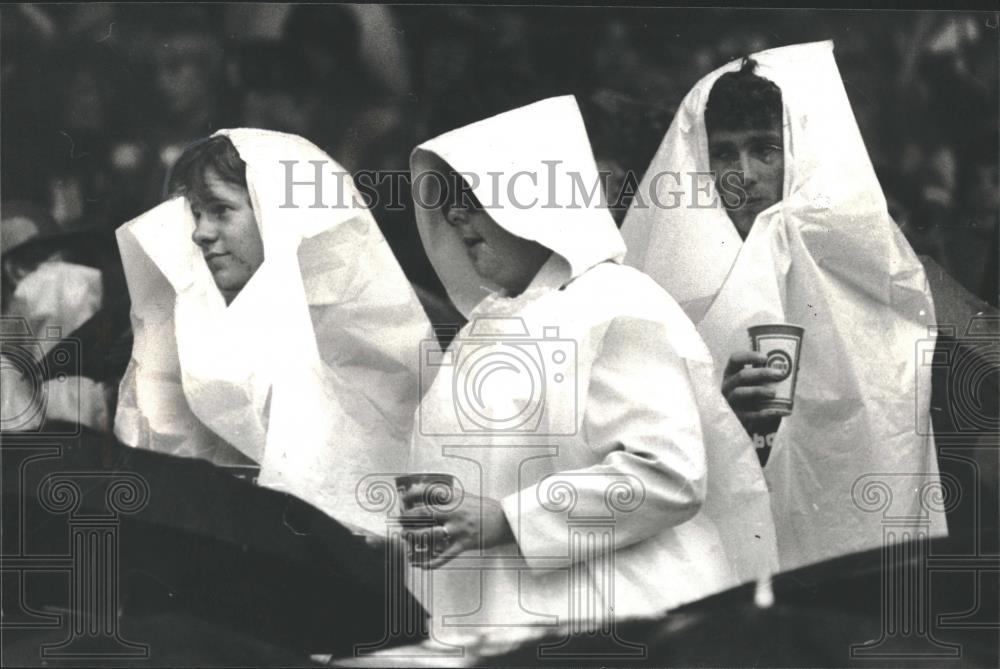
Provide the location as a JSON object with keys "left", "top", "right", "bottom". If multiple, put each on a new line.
{"left": 621, "top": 41, "right": 946, "bottom": 571}
{"left": 408, "top": 96, "right": 777, "bottom": 643}
{"left": 2, "top": 260, "right": 110, "bottom": 431}
{"left": 114, "top": 128, "right": 432, "bottom": 534}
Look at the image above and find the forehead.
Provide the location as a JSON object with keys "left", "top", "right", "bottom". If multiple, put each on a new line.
{"left": 707, "top": 126, "right": 783, "bottom": 146}
{"left": 188, "top": 168, "right": 250, "bottom": 206}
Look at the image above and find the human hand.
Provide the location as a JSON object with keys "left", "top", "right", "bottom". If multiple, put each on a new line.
{"left": 399, "top": 488, "right": 514, "bottom": 569}
{"left": 722, "top": 351, "right": 787, "bottom": 433}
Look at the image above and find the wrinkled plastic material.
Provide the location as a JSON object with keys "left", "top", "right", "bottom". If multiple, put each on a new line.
{"left": 115, "top": 129, "right": 432, "bottom": 534}
{"left": 621, "top": 42, "right": 946, "bottom": 571}
{"left": 409, "top": 96, "right": 777, "bottom": 641}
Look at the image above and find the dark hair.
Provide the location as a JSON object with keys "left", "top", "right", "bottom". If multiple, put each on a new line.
{"left": 704, "top": 57, "right": 783, "bottom": 135}
{"left": 282, "top": 5, "right": 364, "bottom": 93}
{"left": 166, "top": 135, "right": 247, "bottom": 203}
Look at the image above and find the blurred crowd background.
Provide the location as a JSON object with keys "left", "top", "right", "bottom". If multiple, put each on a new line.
{"left": 2, "top": 4, "right": 997, "bottom": 345}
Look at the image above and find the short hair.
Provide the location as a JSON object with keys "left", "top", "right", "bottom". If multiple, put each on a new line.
{"left": 166, "top": 135, "right": 247, "bottom": 203}
{"left": 704, "top": 57, "right": 783, "bottom": 135}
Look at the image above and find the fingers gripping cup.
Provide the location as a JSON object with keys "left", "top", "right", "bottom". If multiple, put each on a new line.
{"left": 748, "top": 324, "right": 805, "bottom": 416}
{"left": 394, "top": 473, "right": 457, "bottom": 563}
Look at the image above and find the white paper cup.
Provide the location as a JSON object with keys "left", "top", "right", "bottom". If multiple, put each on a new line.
{"left": 748, "top": 324, "right": 805, "bottom": 416}
{"left": 395, "top": 473, "right": 456, "bottom": 563}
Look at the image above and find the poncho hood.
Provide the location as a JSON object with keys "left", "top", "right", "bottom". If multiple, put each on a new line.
{"left": 411, "top": 95, "right": 626, "bottom": 316}
{"left": 621, "top": 42, "right": 945, "bottom": 571}
{"left": 622, "top": 40, "right": 918, "bottom": 323}
{"left": 405, "top": 99, "right": 779, "bottom": 635}
{"left": 115, "top": 128, "right": 431, "bottom": 534}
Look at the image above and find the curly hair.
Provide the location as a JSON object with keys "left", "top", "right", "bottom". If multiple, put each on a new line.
{"left": 704, "top": 57, "right": 783, "bottom": 134}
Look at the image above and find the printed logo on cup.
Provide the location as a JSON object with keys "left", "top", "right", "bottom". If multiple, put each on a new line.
{"left": 765, "top": 349, "right": 792, "bottom": 381}
{"left": 748, "top": 324, "right": 805, "bottom": 416}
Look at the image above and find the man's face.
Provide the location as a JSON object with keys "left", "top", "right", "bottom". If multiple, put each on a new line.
{"left": 707, "top": 125, "right": 784, "bottom": 238}
{"left": 444, "top": 205, "right": 551, "bottom": 296}
{"left": 155, "top": 37, "right": 217, "bottom": 117}
{"left": 190, "top": 168, "right": 264, "bottom": 303}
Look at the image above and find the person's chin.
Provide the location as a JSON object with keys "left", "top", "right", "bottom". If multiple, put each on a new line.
{"left": 470, "top": 260, "right": 503, "bottom": 287}
{"left": 725, "top": 210, "right": 755, "bottom": 238}
{"left": 210, "top": 272, "right": 243, "bottom": 299}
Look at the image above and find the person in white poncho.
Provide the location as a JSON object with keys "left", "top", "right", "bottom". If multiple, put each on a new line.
{"left": 621, "top": 41, "right": 947, "bottom": 572}
{"left": 400, "top": 96, "right": 777, "bottom": 644}
{"left": 114, "top": 128, "right": 432, "bottom": 534}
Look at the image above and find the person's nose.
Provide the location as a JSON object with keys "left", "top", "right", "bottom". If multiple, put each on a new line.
{"left": 445, "top": 207, "right": 468, "bottom": 230}
{"left": 738, "top": 152, "right": 759, "bottom": 189}
{"left": 191, "top": 215, "right": 219, "bottom": 248}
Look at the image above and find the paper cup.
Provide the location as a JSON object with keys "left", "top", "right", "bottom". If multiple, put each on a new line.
{"left": 394, "top": 473, "right": 456, "bottom": 563}
{"left": 394, "top": 473, "right": 456, "bottom": 511}
{"left": 748, "top": 324, "right": 804, "bottom": 416}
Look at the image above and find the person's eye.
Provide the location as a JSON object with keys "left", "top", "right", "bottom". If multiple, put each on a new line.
{"left": 755, "top": 143, "right": 782, "bottom": 163}
{"left": 210, "top": 204, "right": 232, "bottom": 218}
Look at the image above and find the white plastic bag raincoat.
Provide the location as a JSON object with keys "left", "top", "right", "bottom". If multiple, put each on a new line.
{"left": 114, "top": 128, "right": 432, "bottom": 534}
{"left": 408, "top": 96, "right": 777, "bottom": 643}
{"left": 2, "top": 261, "right": 109, "bottom": 431}
{"left": 621, "top": 41, "right": 946, "bottom": 571}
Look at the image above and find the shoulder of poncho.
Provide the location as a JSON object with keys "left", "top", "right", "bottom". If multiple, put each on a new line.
{"left": 568, "top": 263, "right": 708, "bottom": 353}
{"left": 570, "top": 262, "right": 681, "bottom": 312}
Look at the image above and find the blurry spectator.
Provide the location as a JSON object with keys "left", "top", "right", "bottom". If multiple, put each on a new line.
{"left": 275, "top": 6, "right": 446, "bottom": 315}
{"left": 282, "top": 5, "right": 409, "bottom": 172}
{"left": 1, "top": 202, "right": 117, "bottom": 432}
{"left": 350, "top": 5, "right": 411, "bottom": 99}
{"left": 149, "top": 13, "right": 232, "bottom": 160}
{"left": 402, "top": 7, "right": 543, "bottom": 138}
{"left": 0, "top": 5, "right": 56, "bottom": 87}
{"left": 232, "top": 40, "right": 312, "bottom": 136}
{"left": 950, "top": 128, "right": 1000, "bottom": 307}
{"left": 46, "top": 45, "right": 142, "bottom": 229}
{"left": 890, "top": 12, "right": 998, "bottom": 303}
{"left": 581, "top": 90, "right": 673, "bottom": 225}
{"left": 1, "top": 4, "right": 996, "bottom": 354}
{"left": 90, "top": 9, "right": 237, "bottom": 224}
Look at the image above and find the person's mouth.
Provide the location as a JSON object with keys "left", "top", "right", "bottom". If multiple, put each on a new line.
{"left": 746, "top": 194, "right": 779, "bottom": 210}
{"left": 204, "top": 251, "right": 230, "bottom": 265}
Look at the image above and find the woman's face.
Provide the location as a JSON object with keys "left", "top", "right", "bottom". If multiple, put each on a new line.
{"left": 189, "top": 168, "right": 264, "bottom": 303}
{"left": 444, "top": 205, "right": 551, "bottom": 297}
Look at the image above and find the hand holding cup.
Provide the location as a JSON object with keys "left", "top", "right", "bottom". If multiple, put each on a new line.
{"left": 722, "top": 350, "right": 788, "bottom": 431}
{"left": 724, "top": 323, "right": 804, "bottom": 433}
{"left": 396, "top": 474, "right": 514, "bottom": 569}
